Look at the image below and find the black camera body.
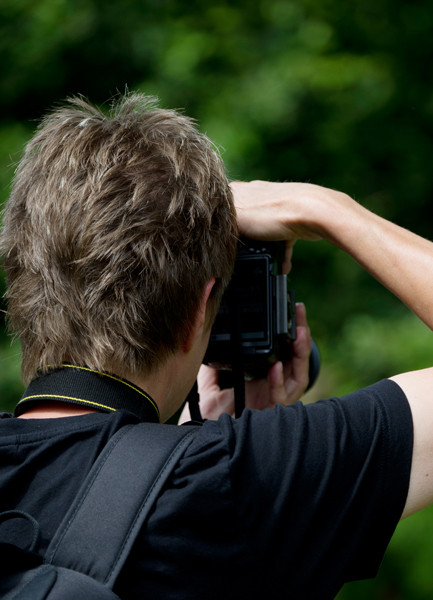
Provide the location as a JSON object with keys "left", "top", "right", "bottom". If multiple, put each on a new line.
{"left": 204, "top": 239, "right": 298, "bottom": 379}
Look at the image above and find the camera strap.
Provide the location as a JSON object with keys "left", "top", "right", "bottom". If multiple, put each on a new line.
{"left": 14, "top": 364, "right": 160, "bottom": 423}
{"left": 228, "top": 283, "right": 246, "bottom": 418}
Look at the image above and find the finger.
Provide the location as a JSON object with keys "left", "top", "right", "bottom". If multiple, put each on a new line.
{"left": 280, "top": 303, "right": 312, "bottom": 399}
{"left": 197, "top": 365, "right": 220, "bottom": 394}
{"left": 267, "top": 361, "right": 290, "bottom": 406}
{"left": 205, "top": 387, "right": 235, "bottom": 418}
{"left": 294, "top": 303, "right": 313, "bottom": 361}
{"left": 197, "top": 365, "right": 236, "bottom": 419}
{"left": 282, "top": 241, "right": 295, "bottom": 275}
{"left": 284, "top": 325, "right": 312, "bottom": 395}
{"left": 294, "top": 302, "right": 309, "bottom": 330}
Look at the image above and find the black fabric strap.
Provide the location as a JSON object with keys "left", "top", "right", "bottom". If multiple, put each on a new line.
{"left": 45, "top": 422, "right": 197, "bottom": 588}
{"left": 15, "top": 364, "right": 160, "bottom": 423}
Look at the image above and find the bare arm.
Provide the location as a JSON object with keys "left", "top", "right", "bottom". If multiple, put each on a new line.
{"left": 232, "top": 180, "right": 433, "bottom": 519}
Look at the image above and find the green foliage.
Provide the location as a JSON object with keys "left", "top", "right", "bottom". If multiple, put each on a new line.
{"left": 0, "top": 122, "right": 31, "bottom": 204}
{"left": 338, "top": 508, "right": 433, "bottom": 599}
{"left": 0, "top": 339, "right": 23, "bottom": 414}
{"left": 303, "top": 309, "right": 433, "bottom": 403}
{"left": 1, "top": 0, "right": 433, "bottom": 595}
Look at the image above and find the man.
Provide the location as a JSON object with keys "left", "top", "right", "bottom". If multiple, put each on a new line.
{"left": 0, "top": 92, "right": 430, "bottom": 598}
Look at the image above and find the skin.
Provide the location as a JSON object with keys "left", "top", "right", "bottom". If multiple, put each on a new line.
{"left": 179, "top": 302, "right": 312, "bottom": 421}
{"left": 232, "top": 180, "right": 433, "bottom": 520}
{"left": 21, "top": 179, "right": 433, "bottom": 521}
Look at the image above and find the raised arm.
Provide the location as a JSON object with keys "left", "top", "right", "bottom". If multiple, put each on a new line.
{"left": 232, "top": 180, "right": 433, "bottom": 519}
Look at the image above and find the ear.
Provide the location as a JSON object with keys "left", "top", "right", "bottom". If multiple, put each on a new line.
{"left": 182, "top": 278, "right": 216, "bottom": 353}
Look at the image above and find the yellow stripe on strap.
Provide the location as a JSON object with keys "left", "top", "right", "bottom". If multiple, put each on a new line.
{"left": 60, "top": 364, "right": 160, "bottom": 418}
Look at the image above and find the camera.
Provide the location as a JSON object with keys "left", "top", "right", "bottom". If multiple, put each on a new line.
{"left": 203, "top": 238, "right": 320, "bottom": 388}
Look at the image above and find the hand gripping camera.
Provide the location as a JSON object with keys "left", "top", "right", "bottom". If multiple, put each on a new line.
{"left": 198, "top": 239, "right": 320, "bottom": 418}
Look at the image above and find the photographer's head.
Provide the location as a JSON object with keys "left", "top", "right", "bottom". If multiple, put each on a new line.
{"left": 1, "top": 93, "right": 237, "bottom": 384}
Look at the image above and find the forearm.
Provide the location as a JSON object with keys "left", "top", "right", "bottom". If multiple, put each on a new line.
{"left": 232, "top": 181, "right": 433, "bottom": 330}
{"left": 232, "top": 180, "right": 433, "bottom": 519}
{"left": 312, "top": 195, "right": 433, "bottom": 331}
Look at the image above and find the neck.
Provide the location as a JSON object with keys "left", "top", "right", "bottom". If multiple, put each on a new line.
{"left": 131, "top": 354, "right": 199, "bottom": 423}
{"left": 18, "top": 403, "right": 98, "bottom": 419}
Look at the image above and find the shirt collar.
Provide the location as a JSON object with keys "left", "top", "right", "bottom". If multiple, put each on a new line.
{"left": 14, "top": 363, "right": 160, "bottom": 423}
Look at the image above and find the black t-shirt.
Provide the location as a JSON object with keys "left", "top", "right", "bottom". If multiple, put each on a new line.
{"left": 0, "top": 376, "right": 413, "bottom": 600}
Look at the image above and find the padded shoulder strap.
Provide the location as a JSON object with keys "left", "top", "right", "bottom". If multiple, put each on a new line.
{"left": 45, "top": 423, "right": 197, "bottom": 588}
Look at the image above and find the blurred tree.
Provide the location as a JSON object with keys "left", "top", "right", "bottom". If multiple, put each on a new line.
{"left": 1, "top": 0, "right": 433, "bottom": 594}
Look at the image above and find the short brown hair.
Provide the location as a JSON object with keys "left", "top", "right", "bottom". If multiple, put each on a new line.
{"left": 1, "top": 93, "right": 237, "bottom": 383}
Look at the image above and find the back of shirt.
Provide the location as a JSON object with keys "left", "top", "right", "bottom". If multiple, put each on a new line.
{"left": 0, "top": 379, "right": 413, "bottom": 600}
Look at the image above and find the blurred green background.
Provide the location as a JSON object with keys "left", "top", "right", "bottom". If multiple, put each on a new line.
{"left": 1, "top": 0, "right": 433, "bottom": 596}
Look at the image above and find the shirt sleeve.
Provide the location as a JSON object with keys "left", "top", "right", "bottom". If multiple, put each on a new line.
{"left": 218, "top": 378, "right": 413, "bottom": 589}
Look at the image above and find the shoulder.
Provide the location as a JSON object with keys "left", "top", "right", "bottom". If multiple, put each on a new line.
{"left": 179, "top": 378, "right": 412, "bottom": 491}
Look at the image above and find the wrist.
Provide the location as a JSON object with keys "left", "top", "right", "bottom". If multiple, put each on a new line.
{"left": 304, "top": 188, "right": 368, "bottom": 247}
